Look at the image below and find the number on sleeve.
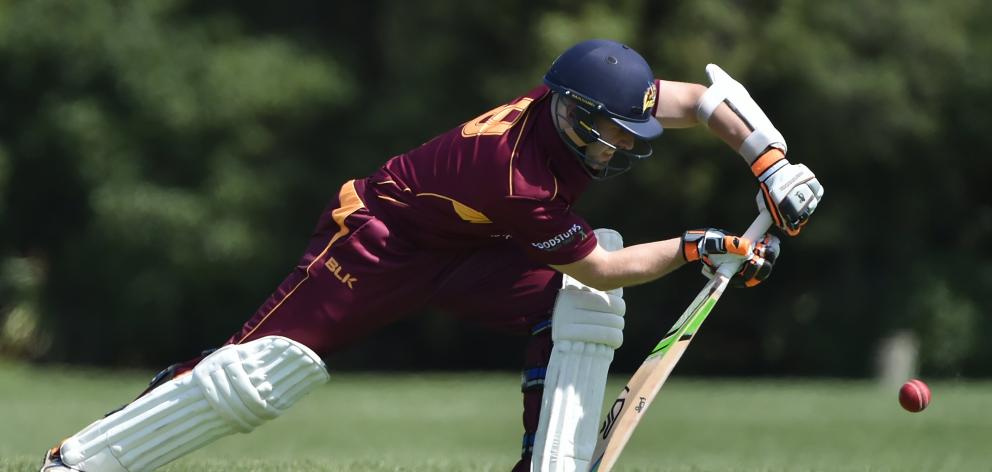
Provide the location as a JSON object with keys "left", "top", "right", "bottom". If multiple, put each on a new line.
{"left": 461, "top": 98, "right": 534, "bottom": 137}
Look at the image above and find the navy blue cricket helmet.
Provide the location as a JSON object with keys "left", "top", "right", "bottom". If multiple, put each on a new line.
{"left": 544, "top": 39, "right": 663, "bottom": 179}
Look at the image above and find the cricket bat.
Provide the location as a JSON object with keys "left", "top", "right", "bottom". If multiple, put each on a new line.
{"left": 589, "top": 211, "right": 772, "bottom": 471}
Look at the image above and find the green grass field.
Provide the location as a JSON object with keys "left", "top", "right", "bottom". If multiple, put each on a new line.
{"left": 2, "top": 361, "right": 989, "bottom": 471}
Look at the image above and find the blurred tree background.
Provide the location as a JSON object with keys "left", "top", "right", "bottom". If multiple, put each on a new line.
{"left": 1, "top": 0, "right": 989, "bottom": 377}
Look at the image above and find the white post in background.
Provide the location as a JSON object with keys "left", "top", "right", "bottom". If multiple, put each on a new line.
{"left": 875, "top": 330, "right": 920, "bottom": 388}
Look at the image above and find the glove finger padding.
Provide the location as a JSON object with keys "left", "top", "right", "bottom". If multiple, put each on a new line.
{"left": 730, "top": 233, "right": 780, "bottom": 287}
{"left": 760, "top": 169, "right": 822, "bottom": 235}
{"left": 753, "top": 233, "right": 780, "bottom": 265}
{"left": 695, "top": 232, "right": 780, "bottom": 288}
{"left": 752, "top": 149, "right": 825, "bottom": 236}
{"left": 732, "top": 255, "right": 771, "bottom": 288}
{"left": 681, "top": 228, "right": 750, "bottom": 267}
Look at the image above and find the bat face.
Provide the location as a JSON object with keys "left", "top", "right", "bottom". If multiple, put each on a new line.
{"left": 590, "top": 275, "right": 729, "bottom": 472}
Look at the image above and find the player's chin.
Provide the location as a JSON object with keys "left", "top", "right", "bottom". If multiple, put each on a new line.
{"left": 585, "top": 155, "right": 613, "bottom": 171}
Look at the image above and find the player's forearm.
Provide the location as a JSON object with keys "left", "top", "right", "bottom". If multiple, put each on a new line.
{"left": 654, "top": 80, "right": 752, "bottom": 159}
{"left": 554, "top": 238, "right": 686, "bottom": 292}
{"left": 603, "top": 239, "right": 687, "bottom": 289}
{"left": 704, "top": 102, "right": 752, "bottom": 154}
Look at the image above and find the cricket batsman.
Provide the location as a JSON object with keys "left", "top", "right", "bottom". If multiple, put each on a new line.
{"left": 41, "top": 39, "right": 822, "bottom": 471}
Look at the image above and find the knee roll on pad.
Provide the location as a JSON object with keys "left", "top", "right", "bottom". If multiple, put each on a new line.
{"left": 60, "top": 336, "right": 329, "bottom": 472}
{"left": 193, "top": 336, "right": 326, "bottom": 432}
{"left": 552, "top": 289, "right": 625, "bottom": 348}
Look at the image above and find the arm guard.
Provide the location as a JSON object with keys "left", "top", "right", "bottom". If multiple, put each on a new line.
{"left": 696, "top": 64, "right": 787, "bottom": 164}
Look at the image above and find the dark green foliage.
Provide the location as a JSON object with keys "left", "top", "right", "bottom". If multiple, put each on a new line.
{"left": 0, "top": 0, "right": 988, "bottom": 376}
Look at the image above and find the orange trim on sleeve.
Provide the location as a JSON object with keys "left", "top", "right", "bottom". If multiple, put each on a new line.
{"left": 236, "top": 180, "right": 364, "bottom": 344}
{"left": 750, "top": 148, "right": 785, "bottom": 177}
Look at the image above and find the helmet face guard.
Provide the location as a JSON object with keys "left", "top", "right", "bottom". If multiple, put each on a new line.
{"left": 549, "top": 87, "right": 654, "bottom": 180}
{"left": 544, "top": 39, "right": 664, "bottom": 180}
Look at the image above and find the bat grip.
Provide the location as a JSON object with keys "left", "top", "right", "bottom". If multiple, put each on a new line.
{"left": 715, "top": 210, "right": 773, "bottom": 278}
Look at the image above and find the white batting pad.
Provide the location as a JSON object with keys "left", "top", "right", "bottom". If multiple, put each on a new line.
{"left": 696, "top": 64, "right": 787, "bottom": 163}
{"left": 60, "top": 336, "right": 329, "bottom": 472}
{"left": 534, "top": 229, "right": 625, "bottom": 472}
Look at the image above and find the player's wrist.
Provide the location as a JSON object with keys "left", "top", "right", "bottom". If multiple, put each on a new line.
{"left": 680, "top": 230, "right": 704, "bottom": 263}
{"left": 750, "top": 148, "right": 787, "bottom": 180}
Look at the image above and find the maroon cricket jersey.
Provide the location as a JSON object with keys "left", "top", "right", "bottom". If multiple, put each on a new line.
{"left": 364, "top": 85, "right": 598, "bottom": 265}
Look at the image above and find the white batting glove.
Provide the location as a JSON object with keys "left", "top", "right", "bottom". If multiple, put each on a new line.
{"left": 681, "top": 229, "right": 781, "bottom": 287}
{"left": 751, "top": 149, "right": 824, "bottom": 236}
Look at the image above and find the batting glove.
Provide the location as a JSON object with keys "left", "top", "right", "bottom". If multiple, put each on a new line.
{"left": 682, "top": 229, "right": 781, "bottom": 287}
{"left": 751, "top": 149, "right": 824, "bottom": 236}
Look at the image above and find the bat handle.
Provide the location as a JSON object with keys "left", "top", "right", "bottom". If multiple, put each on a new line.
{"left": 715, "top": 210, "right": 773, "bottom": 278}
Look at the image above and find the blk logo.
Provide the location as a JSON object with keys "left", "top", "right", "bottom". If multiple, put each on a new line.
{"left": 325, "top": 257, "right": 358, "bottom": 289}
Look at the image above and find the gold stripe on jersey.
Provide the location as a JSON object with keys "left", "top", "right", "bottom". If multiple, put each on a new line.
{"left": 329, "top": 181, "right": 366, "bottom": 246}
{"left": 507, "top": 106, "right": 533, "bottom": 197}
{"left": 376, "top": 195, "right": 410, "bottom": 207}
{"left": 546, "top": 159, "right": 559, "bottom": 200}
{"left": 417, "top": 192, "right": 492, "bottom": 224}
{"left": 375, "top": 180, "right": 412, "bottom": 192}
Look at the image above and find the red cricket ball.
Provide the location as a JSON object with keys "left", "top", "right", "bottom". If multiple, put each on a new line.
{"left": 899, "top": 379, "right": 931, "bottom": 412}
